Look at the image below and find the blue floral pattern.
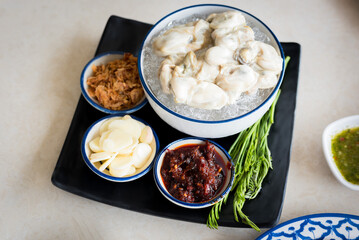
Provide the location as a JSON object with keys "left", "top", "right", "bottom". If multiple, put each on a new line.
{"left": 257, "top": 214, "right": 359, "bottom": 240}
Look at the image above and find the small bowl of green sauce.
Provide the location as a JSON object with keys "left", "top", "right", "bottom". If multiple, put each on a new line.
{"left": 322, "top": 115, "right": 359, "bottom": 191}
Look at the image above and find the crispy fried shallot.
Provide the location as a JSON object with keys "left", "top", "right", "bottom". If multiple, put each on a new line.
{"left": 87, "top": 53, "right": 144, "bottom": 110}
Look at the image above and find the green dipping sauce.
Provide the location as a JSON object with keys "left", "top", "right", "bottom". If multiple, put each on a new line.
{"left": 331, "top": 126, "right": 359, "bottom": 185}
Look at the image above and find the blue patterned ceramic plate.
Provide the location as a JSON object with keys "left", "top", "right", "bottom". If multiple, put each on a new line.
{"left": 257, "top": 213, "right": 359, "bottom": 240}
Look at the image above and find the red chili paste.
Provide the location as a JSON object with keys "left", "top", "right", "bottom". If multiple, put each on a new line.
{"left": 160, "top": 141, "right": 227, "bottom": 203}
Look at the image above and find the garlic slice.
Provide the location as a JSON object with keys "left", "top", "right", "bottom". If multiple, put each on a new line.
{"left": 140, "top": 126, "right": 154, "bottom": 144}
{"left": 132, "top": 143, "right": 152, "bottom": 168}
{"left": 99, "top": 117, "right": 119, "bottom": 134}
{"left": 99, "top": 152, "right": 118, "bottom": 172}
{"left": 101, "top": 129, "right": 133, "bottom": 152}
{"left": 89, "top": 137, "right": 101, "bottom": 153}
{"left": 110, "top": 155, "right": 134, "bottom": 170}
{"left": 118, "top": 137, "right": 139, "bottom": 155}
{"left": 109, "top": 155, "right": 136, "bottom": 177}
{"left": 110, "top": 165, "right": 136, "bottom": 178}
{"left": 108, "top": 118, "right": 142, "bottom": 139}
{"left": 89, "top": 151, "right": 112, "bottom": 163}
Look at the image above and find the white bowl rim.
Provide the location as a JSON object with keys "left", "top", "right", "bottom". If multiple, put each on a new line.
{"left": 322, "top": 115, "right": 359, "bottom": 191}
{"left": 80, "top": 51, "right": 148, "bottom": 115}
{"left": 153, "top": 137, "right": 235, "bottom": 208}
{"left": 81, "top": 114, "right": 160, "bottom": 182}
{"left": 138, "top": 3, "right": 285, "bottom": 124}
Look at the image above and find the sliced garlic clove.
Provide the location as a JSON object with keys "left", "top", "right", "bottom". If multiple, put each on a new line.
{"left": 99, "top": 118, "right": 120, "bottom": 134}
{"left": 110, "top": 155, "right": 134, "bottom": 170}
{"left": 89, "top": 151, "right": 112, "bottom": 163}
{"left": 140, "top": 126, "right": 154, "bottom": 144}
{"left": 99, "top": 130, "right": 111, "bottom": 149}
{"left": 101, "top": 129, "right": 133, "bottom": 152}
{"left": 89, "top": 137, "right": 101, "bottom": 153}
{"left": 107, "top": 119, "right": 127, "bottom": 129}
{"left": 108, "top": 118, "right": 142, "bottom": 139}
{"left": 109, "top": 165, "right": 136, "bottom": 177}
{"left": 125, "top": 165, "right": 136, "bottom": 177}
{"left": 118, "top": 137, "right": 139, "bottom": 155}
{"left": 137, "top": 121, "right": 146, "bottom": 131}
{"left": 132, "top": 143, "right": 152, "bottom": 168}
{"left": 98, "top": 152, "right": 118, "bottom": 172}
{"left": 122, "top": 115, "right": 145, "bottom": 131}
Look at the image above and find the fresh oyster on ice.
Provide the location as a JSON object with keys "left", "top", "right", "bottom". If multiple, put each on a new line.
{"left": 153, "top": 11, "right": 283, "bottom": 110}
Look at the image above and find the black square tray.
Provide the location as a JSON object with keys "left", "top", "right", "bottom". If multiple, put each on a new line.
{"left": 51, "top": 15, "right": 301, "bottom": 228}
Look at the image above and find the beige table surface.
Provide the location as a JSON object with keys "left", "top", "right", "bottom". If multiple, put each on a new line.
{"left": 1, "top": 0, "right": 358, "bottom": 239}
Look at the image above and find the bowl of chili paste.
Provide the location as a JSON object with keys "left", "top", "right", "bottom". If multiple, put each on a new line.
{"left": 153, "top": 138, "right": 234, "bottom": 209}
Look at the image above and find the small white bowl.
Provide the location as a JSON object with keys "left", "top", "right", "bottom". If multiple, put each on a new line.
{"left": 322, "top": 115, "right": 359, "bottom": 191}
{"left": 81, "top": 51, "right": 147, "bottom": 114}
{"left": 81, "top": 114, "right": 159, "bottom": 182}
{"left": 153, "top": 138, "right": 235, "bottom": 208}
{"left": 138, "top": 4, "right": 284, "bottom": 138}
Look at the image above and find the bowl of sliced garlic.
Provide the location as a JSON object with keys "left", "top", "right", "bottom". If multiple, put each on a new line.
{"left": 138, "top": 4, "right": 284, "bottom": 138}
{"left": 81, "top": 114, "right": 159, "bottom": 182}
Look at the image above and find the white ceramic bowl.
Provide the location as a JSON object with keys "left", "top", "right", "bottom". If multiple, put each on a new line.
{"left": 138, "top": 4, "right": 285, "bottom": 138}
{"left": 153, "top": 138, "right": 235, "bottom": 208}
{"left": 322, "top": 115, "right": 359, "bottom": 191}
{"left": 81, "top": 114, "right": 159, "bottom": 182}
{"left": 81, "top": 51, "right": 147, "bottom": 114}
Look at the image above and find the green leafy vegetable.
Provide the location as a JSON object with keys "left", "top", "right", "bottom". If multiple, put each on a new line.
{"left": 207, "top": 56, "right": 291, "bottom": 230}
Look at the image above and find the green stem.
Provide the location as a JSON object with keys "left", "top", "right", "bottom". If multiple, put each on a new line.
{"left": 206, "top": 56, "right": 290, "bottom": 230}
